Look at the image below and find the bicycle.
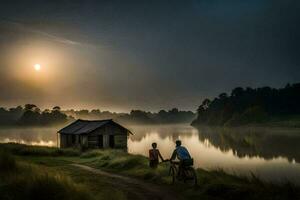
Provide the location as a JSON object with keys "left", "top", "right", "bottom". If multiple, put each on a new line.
{"left": 166, "top": 159, "right": 197, "bottom": 186}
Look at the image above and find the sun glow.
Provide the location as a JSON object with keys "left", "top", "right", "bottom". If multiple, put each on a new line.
{"left": 34, "top": 64, "right": 41, "bottom": 71}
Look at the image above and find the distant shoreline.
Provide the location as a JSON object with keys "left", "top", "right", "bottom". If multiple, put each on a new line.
{"left": 191, "top": 116, "right": 300, "bottom": 129}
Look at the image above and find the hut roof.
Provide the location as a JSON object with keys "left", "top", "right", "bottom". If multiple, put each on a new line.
{"left": 58, "top": 119, "right": 132, "bottom": 135}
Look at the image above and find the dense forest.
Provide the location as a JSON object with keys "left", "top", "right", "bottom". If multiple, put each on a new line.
{"left": 65, "top": 108, "right": 195, "bottom": 125}
{"left": 192, "top": 83, "right": 300, "bottom": 126}
{"left": 0, "top": 104, "right": 70, "bottom": 126}
{"left": 0, "top": 105, "right": 195, "bottom": 126}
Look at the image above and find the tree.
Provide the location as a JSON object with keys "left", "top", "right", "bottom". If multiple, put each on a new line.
{"left": 201, "top": 99, "right": 211, "bottom": 110}
{"left": 192, "top": 83, "right": 300, "bottom": 126}
{"left": 19, "top": 105, "right": 41, "bottom": 125}
{"left": 219, "top": 93, "right": 228, "bottom": 100}
{"left": 231, "top": 87, "right": 244, "bottom": 97}
{"left": 52, "top": 106, "right": 61, "bottom": 111}
{"left": 24, "top": 104, "right": 37, "bottom": 111}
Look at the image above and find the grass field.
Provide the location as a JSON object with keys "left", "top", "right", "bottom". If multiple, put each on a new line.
{"left": 0, "top": 143, "right": 299, "bottom": 200}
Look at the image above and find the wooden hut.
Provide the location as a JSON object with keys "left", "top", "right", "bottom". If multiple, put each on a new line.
{"left": 58, "top": 119, "right": 131, "bottom": 149}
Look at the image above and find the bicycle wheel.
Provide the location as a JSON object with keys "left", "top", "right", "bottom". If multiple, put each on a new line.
{"left": 184, "top": 167, "right": 198, "bottom": 187}
{"left": 169, "top": 166, "right": 176, "bottom": 185}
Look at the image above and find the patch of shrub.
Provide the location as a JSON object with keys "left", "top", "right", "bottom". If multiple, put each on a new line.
{"left": 0, "top": 150, "right": 16, "bottom": 172}
{"left": 100, "top": 155, "right": 110, "bottom": 160}
{"left": 80, "top": 150, "right": 104, "bottom": 158}
{"left": 0, "top": 162, "right": 93, "bottom": 200}
{"left": 0, "top": 143, "right": 80, "bottom": 157}
{"left": 107, "top": 155, "right": 147, "bottom": 170}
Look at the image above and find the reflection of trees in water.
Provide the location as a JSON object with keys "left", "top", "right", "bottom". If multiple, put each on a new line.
{"left": 0, "top": 127, "right": 57, "bottom": 145}
{"left": 128, "top": 125, "right": 195, "bottom": 142}
{"left": 197, "top": 126, "right": 300, "bottom": 163}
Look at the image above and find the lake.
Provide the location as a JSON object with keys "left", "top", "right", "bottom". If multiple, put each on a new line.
{"left": 1, "top": 124, "right": 300, "bottom": 184}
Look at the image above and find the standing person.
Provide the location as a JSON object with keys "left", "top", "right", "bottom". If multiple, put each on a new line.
{"left": 149, "top": 142, "right": 164, "bottom": 168}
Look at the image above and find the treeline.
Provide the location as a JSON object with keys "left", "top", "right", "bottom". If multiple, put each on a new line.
{"left": 0, "top": 104, "right": 70, "bottom": 126}
{"left": 191, "top": 83, "right": 300, "bottom": 126}
{"left": 0, "top": 105, "right": 195, "bottom": 126}
{"left": 65, "top": 108, "right": 195, "bottom": 125}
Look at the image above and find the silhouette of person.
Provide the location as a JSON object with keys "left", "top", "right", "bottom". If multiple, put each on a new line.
{"left": 170, "top": 140, "right": 193, "bottom": 177}
{"left": 149, "top": 142, "right": 164, "bottom": 168}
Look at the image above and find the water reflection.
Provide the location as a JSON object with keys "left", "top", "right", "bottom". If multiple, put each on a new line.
{"left": 127, "top": 125, "right": 300, "bottom": 184}
{"left": 0, "top": 127, "right": 58, "bottom": 147}
{"left": 196, "top": 126, "right": 300, "bottom": 163}
{"left": 1, "top": 125, "right": 300, "bottom": 183}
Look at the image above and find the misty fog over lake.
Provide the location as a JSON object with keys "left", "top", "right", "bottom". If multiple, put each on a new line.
{"left": 1, "top": 124, "right": 300, "bottom": 184}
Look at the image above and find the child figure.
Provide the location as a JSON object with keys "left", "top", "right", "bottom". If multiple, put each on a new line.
{"left": 149, "top": 142, "right": 164, "bottom": 168}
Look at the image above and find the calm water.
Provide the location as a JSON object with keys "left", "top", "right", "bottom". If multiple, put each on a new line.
{"left": 1, "top": 125, "right": 300, "bottom": 184}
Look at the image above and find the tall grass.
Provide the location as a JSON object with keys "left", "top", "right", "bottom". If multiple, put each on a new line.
{"left": 0, "top": 149, "right": 17, "bottom": 172}
{"left": 185, "top": 168, "right": 300, "bottom": 200}
{"left": 0, "top": 143, "right": 80, "bottom": 157}
{"left": 0, "top": 151, "right": 92, "bottom": 200}
{"left": 81, "top": 149, "right": 170, "bottom": 182}
{"left": 1, "top": 173, "right": 92, "bottom": 200}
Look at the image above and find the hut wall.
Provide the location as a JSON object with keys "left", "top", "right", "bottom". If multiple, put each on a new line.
{"left": 67, "top": 135, "right": 74, "bottom": 146}
{"left": 82, "top": 135, "right": 88, "bottom": 148}
{"left": 60, "top": 134, "right": 83, "bottom": 148}
{"left": 114, "top": 135, "right": 128, "bottom": 148}
{"left": 75, "top": 135, "right": 81, "bottom": 148}
{"left": 88, "top": 135, "right": 99, "bottom": 148}
{"left": 87, "top": 123, "right": 128, "bottom": 149}
{"left": 60, "top": 134, "right": 68, "bottom": 148}
{"left": 60, "top": 122, "right": 129, "bottom": 149}
{"left": 103, "top": 134, "right": 109, "bottom": 148}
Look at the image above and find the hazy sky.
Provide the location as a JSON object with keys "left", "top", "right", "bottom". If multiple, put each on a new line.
{"left": 0, "top": 0, "right": 299, "bottom": 112}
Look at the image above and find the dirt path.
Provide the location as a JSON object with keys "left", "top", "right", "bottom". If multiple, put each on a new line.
{"left": 71, "top": 164, "right": 182, "bottom": 200}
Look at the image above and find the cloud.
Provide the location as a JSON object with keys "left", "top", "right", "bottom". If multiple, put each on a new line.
{"left": 0, "top": 1, "right": 299, "bottom": 111}
{"left": 0, "top": 19, "right": 86, "bottom": 47}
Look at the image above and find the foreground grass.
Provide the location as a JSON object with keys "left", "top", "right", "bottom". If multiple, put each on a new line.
{"left": 1, "top": 143, "right": 300, "bottom": 200}
{"left": 0, "top": 150, "right": 92, "bottom": 200}
{"left": 0, "top": 144, "right": 153, "bottom": 200}
{"left": 0, "top": 143, "right": 81, "bottom": 157}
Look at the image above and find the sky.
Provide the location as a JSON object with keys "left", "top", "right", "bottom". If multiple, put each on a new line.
{"left": 0, "top": 0, "right": 299, "bottom": 112}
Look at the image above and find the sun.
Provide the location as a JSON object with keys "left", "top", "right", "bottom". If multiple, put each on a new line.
{"left": 34, "top": 64, "right": 41, "bottom": 71}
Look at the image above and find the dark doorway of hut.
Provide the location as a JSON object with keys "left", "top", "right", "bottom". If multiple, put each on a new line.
{"left": 109, "top": 135, "right": 115, "bottom": 148}
{"left": 98, "top": 135, "right": 103, "bottom": 148}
